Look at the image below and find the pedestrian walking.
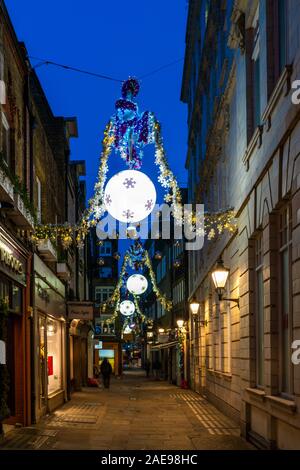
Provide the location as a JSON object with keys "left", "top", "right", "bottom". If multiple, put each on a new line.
{"left": 144, "top": 358, "right": 151, "bottom": 378}
{"left": 152, "top": 359, "right": 161, "bottom": 380}
{"left": 100, "top": 358, "right": 113, "bottom": 389}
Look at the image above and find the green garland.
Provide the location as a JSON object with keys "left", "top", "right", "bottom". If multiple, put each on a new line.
{"left": 0, "top": 154, "right": 37, "bottom": 222}
{"left": 0, "top": 299, "right": 10, "bottom": 421}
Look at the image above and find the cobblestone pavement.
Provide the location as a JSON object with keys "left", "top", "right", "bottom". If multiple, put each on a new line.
{"left": 0, "top": 371, "right": 254, "bottom": 450}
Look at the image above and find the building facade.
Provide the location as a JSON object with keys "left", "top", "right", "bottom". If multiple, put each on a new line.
{"left": 0, "top": 0, "right": 88, "bottom": 432}
{"left": 0, "top": 0, "right": 35, "bottom": 431}
{"left": 182, "top": 0, "right": 300, "bottom": 449}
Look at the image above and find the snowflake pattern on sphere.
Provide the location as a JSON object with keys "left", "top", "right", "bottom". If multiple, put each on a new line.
{"left": 122, "top": 209, "right": 134, "bottom": 219}
{"left": 123, "top": 178, "right": 136, "bottom": 189}
{"left": 105, "top": 194, "right": 112, "bottom": 205}
{"left": 145, "top": 199, "right": 153, "bottom": 211}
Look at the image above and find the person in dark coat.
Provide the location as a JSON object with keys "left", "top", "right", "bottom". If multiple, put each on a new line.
{"left": 100, "top": 358, "right": 113, "bottom": 388}
{"left": 145, "top": 358, "right": 151, "bottom": 378}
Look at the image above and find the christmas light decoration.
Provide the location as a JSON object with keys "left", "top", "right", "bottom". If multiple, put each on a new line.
{"left": 126, "top": 274, "right": 148, "bottom": 295}
{"left": 31, "top": 79, "right": 237, "bottom": 247}
{"left": 104, "top": 170, "right": 156, "bottom": 223}
{"left": 119, "top": 300, "right": 135, "bottom": 316}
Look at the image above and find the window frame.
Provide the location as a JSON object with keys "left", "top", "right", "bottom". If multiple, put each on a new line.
{"left": 278, "top": 204, "right": 293, "bottom": 396}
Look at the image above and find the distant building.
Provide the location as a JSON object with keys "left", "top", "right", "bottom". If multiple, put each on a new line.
{"left": 144, "top": 189, "right": 189, "bottom": 385}
{"left": 89, "top": 231, "right": 121, "bottom": 375}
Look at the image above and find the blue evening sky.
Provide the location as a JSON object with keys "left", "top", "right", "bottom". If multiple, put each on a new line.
{"left": 5, "top": 0, "right": 188, "bottom": 202}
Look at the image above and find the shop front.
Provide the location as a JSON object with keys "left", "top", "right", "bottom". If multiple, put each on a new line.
{"left": 33, "top": 254, "right": 67, "bottom": 421}
{"left": 0, "top": 226, "right": 30, "bottom": 429}
{"left": 67, "top": 302, "right": 93, "bottom": 392}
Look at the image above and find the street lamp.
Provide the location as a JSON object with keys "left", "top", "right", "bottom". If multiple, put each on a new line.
{"left": 189, "top": 297, "right": 200, "bottom": 316}
{"left": 211, "top": 258, "right": 239, "bottom": 307}
{"left": 189, "top": 297, "right": 207, "bottom": 326}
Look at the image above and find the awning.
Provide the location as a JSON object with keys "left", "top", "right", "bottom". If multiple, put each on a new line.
{"left": 150, "top": 340, "right": 178, "bottom": 351}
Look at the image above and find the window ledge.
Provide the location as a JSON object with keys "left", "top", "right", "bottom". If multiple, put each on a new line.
{"left": 207, "top": 369, "right": 232, "bottom": 380}
{"left": 245, "top": 387, "right": 266, "bottom": 402}
{"left": 242, "top": 125, "right": 263, "bottom": 170}
{"left": 265, "top": 395, "right": 297, "bottom": 415}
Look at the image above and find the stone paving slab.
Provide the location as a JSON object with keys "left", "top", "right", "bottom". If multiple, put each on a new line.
{"left": 0, "top": 371, "right": 254, "bottom": 450}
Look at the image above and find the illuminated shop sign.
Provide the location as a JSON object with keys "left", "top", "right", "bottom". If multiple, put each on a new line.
{"left": 0, "top": 241, "right": 23, "bottom": 275}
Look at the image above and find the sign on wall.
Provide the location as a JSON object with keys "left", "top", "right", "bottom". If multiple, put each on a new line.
{"left": 67, "top": 302, "right": 94, "bottom": 320}
{"left": 0, "top": 235, "right": 26, "bottom": 286}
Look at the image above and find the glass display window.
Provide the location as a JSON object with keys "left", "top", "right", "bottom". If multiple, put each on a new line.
{"left": 46, "top": 318, "right": 62, "bottom": 396}
{"left": 39, "top": 315, "right": 46, "bottom": 406}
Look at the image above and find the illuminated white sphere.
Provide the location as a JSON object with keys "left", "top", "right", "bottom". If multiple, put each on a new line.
{"left": 127, "top": 274, "right": 148, "bottom": 295}
{"left": 119, "top": 300, "right": 135, "bottom": 316}
{"left": 104, "top": 170, "right": 156, "bottom": 223}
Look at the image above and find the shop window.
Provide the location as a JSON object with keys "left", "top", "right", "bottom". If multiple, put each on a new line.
{"left": 279, "top": 205, "right": 292, "bottom": 394}
{"left": 0, "top": 277, "right": 22, "bottom": 314}
{"left": 46, "top": 318, "right": 62, "bottom": 396}
{"left": 255, "top": 233, "right": 264, "bottom": 387}
{"left": 11, "top": 284, "right": 22, "bottom": 314}
{"left": 39, "top": 316, "right": 46, "bottom": 405}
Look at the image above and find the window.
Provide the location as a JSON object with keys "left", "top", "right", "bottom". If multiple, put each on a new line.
{"left": 267, "top": 0, "right": 287, "bottom": 95}
{"left": 36, "top": 177, "right": 42, "bottom": 223}
{"left": 1, "top": 112, "right": 10, "bottom": 166}
{"left": 100, "top": 241, "right": 112, "bottom": 256}
{"left": 0, "top": 52, "right": 5, "bottom": 105}
{"left": 99, "top": 267, "right": 112, "bottom": 278}
{"left": 46, "top": 318, "right": 62, "bottom": 396}
{"left": 278, "top": 0, "right": 287, "bottom": 72}
{"left": 255, "top": 233, "right": 264, "bottom": 387}
{"left": 279, "top": 205, "right": 292, "bottom": 394}
{"left": 0, "top": 276, "right": 22, "bottom": 314}
{"left": 251, "top": 6, "right": 261, "bottom": 130}
{"left": 94, "top": 286, "right": 114, "bottom": 304}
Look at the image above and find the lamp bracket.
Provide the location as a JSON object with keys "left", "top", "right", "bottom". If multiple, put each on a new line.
{"left": 218, "top": 295, "right": 239, "bottom": 308}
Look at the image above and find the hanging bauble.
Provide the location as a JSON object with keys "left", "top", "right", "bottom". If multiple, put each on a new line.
{"left": 97, "top": 257, "right": 105, "bottom": 266}
{"left": 119, "top": 300, "right": 135, "bottom": 316}
{"left": 127, "top": 274, "right": 148, "bottom": 295}
{"left": 127, "top": 225, "right": 138, "bottom": 239}
{"left": 154, "top": 251, "right": 162, "bottom": 260}
{"left": 113, "top": 252, "right": 121, "bottom": 260}
{"left": 124, "top": 325, "right": 133, "bottom": 334}
{"left": 104, "top": 170, "right": 156, "bottom": 223}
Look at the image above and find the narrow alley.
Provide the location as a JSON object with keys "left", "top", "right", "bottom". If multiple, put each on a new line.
{"left": 0, "top": 371, "right": 253, "bottom": 451}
